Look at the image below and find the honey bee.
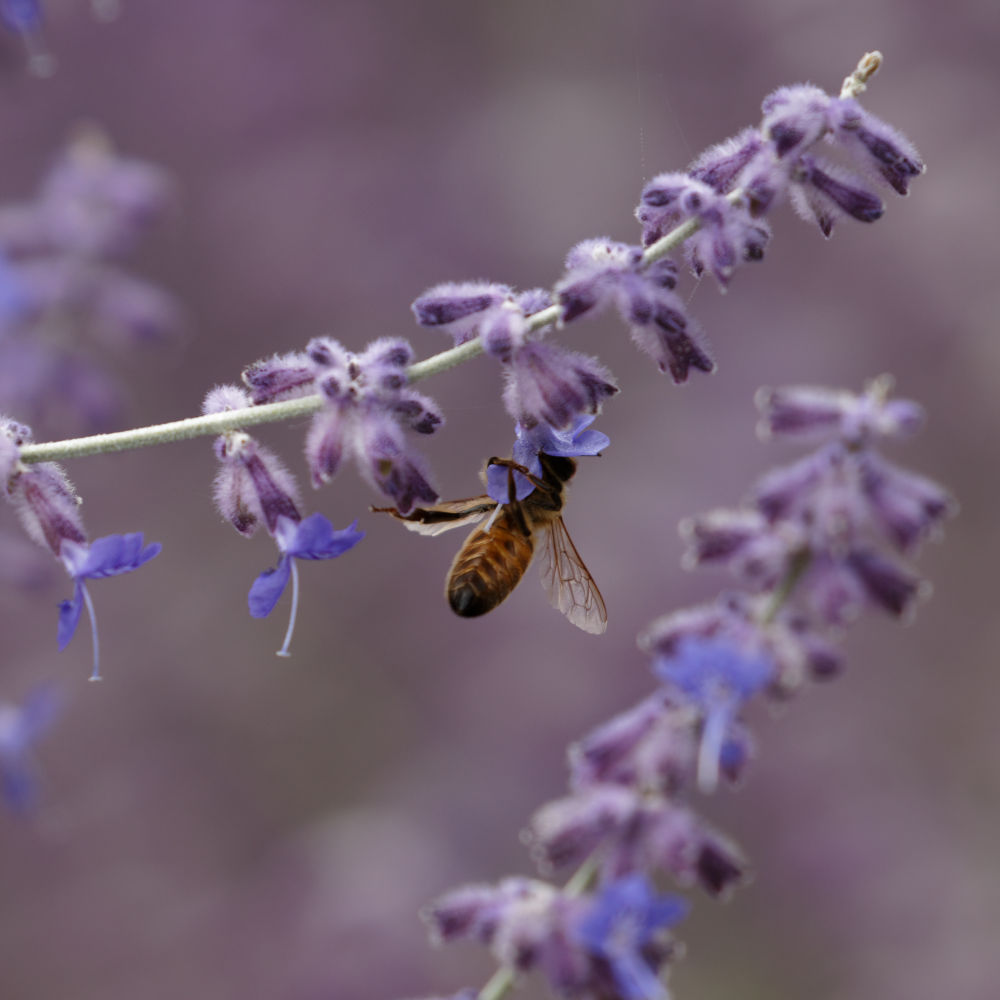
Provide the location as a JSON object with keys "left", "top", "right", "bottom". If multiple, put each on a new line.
{"left": 374, "top": 453, "right": 607, "bottom": 634}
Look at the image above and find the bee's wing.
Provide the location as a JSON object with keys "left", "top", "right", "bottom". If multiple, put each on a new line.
{"left": 372, "top": 497, "right": 498, "bottom": 536}
{"left": 537, "top": 516, "right": 608, "bottom": 634}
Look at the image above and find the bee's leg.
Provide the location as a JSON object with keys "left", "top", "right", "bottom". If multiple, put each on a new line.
{"left": 485, "top": 457, "right": 558, "bottom": 502}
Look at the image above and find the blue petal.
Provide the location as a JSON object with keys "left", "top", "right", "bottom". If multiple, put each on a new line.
{"left": 75, "top": 532, "right": 161, "bottom": 581}
{"left": 486, "top": 461, "right": 535, "bottom": 503}
{"left": 248, "top": 556, "right": 292, "bottom": 618}
{"left": 283, "top": 513, "right": 365, "bottom": 561}
{"left": 654, "top": 636, "right": 773, "bottom": 702}
{"left": 56, "top": 585, "right": 84, "bottom": 650}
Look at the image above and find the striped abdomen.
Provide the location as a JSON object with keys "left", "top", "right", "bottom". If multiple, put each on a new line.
{"left": 446, "top": 513, "right": 535, "bottom": 617}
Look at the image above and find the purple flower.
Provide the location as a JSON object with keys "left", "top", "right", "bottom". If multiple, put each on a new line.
{"left": 241, "top": 350, "right": 316, "bottom": 404}
{"left": 527, "top": 786, "right": 746, "bottom": 898}
{"left": 688, "top": 127, "right": 765, "bottom": 193}
{"left": 557, "top": 239, "right": 714, "bottom": 382}
{"left": 829, "top": 96, "right": 925, "bottom": 195}
{"left": 635, "top": 176, "right": 770, "bottom": 284}
{"left": 572, "top": 874, "right": 688, "bottom": 1000}
{"left": 856, "top": 450, "right": 955, "bottom": 552}
{"left": 0, "top": 133, "right": 179, "bottom": 435}
{"left": 0, "top": 686, "right": 61, "bottom": 812}
{"left": 499, "top": 339, "right": 618, "bottom": 433}
{"left": 302, "top": 336, "right": 443, "bottom": 513}
{"left": 486, "top": 414, "right": 608, "bottom": 502}
{"left": 653, "top": 635, "right": 773, "bottom": 792}
{"left": 248, "top": 513, "right": 364, "bottom": 656}
{"left": 58, "top": 532, "right": 161, "bottom": 681}
{"left": 3, "top": 454, "right": 87, "bottom": 557}
{"left": 756, "top": 379, "right": 925, "bottom": 445}
{"left": 411, "top": 281, "right": 514, "bottom": 345}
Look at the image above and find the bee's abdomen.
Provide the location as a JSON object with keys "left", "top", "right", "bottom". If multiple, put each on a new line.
{"left": 447, "top": 527, "right": 534, "bottom": 617}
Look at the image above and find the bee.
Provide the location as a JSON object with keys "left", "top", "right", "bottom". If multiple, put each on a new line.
{"left": 373, "top": 453, "right": 607, "bottom": 634}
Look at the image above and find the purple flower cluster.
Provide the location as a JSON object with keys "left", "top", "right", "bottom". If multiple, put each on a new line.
{"left": 1, "top": 416, "right": 161, "bottom": 681}
{"left": 241, "top": 336, "right": 444, "bottom": 514}
{"left": 418, "top": 380, "right": 950, "bottom": 1000}
{"left": 425, "top": 874, "right": 687, "bottom": 1000}
{"left": 681, "top": 379, "right": 953, "bottom": 625}
{"left": 413, "top": 282, "right": 619, "bottom": 428}
{"left": 0, "top": 129, "right": 180, "bottom": 437}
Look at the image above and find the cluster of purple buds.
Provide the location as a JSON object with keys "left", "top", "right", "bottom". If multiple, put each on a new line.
{"left": 202, "top": 386, "right": 364, "bottom": 656}
{"left": 242, "top": 336, "right": 444, "bottom": 515}
{"left": 409, "top": 74, "right": 922, "bottom": 429}
{"left": 680, "top": 83, "right": 924, "bottom": 238}
{"left": 413, "top": 282, "right": 619, "bottom": 428}
{"left": 1, "top": 416, "right": 161, "bottom": 681}
{"left": 0, "top": 128, "right": 180, "bottom": 436}
{"left": 681, "top": 378, "right": 954, "bottom": 626}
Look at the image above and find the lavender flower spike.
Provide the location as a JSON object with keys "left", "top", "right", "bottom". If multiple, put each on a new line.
{"left": 58, "top": 532, "right": 161, "bottom": 681}
{"left": 653, "top": 635, "right": 773, "bottom": 792}
{"left": 248, "top": 513, "right": 364, "bottom": 657}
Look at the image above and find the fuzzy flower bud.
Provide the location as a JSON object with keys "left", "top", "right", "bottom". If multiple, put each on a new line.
{"left": 411, "top": 281, "right": 514, "bottom": 345}
{"left": 204, "top": 388, "right": 302, "bottom": 537}
{"left": 242, "top": 351, "right": 316, "bottom": 404}
{"left": 557, "top": 238, "right": 713, "bottom": 383}
{"left": 829, "top": 96, "right": 926, "bottom": 195}
{"left": 2, "top": 417, "right": 86, "bottom": 556}
{"left": 303, "top": 336, "right": 441, "bottom": 513}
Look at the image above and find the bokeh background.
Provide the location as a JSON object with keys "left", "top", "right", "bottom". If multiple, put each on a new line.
{"left": 1, "top": 1, "right": 997, "bottom": 998}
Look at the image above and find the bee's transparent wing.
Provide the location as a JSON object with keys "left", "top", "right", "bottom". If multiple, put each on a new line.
{"left": 538, "top": 517, "right": 607, "bottom": 634}
{"left": 371, "top": 497, "right": 497, "bottom": 536}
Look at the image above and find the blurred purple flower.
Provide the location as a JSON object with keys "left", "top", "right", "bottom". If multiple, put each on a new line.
{"left": 58, "top": 532, "right": 161, "bottom": 681}
{"left": 572, "top": 874, "right": 688, "bottom": 1000}
{"left": 653, "top": 635, "right": 773, "bottom": 792}
{"left": 0, "top": 685, "right": 60, "bottom": 812}
{"left": 0, "top": 131, "right": 179, "bottom": 436}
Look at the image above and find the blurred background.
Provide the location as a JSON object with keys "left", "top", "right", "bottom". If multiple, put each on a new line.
{"left": 0, "top": 1, "right": 997, "bottom": 998}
